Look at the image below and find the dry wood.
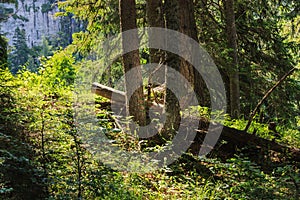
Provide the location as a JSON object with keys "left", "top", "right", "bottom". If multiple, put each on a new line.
{"left": 91, "top": 82, "right": 125, "bottom": 103}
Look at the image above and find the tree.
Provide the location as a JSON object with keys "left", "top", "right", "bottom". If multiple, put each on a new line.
{"left": 179, "top": 0, "right": 208, "bottom": 106}
{"left": 223, "top": 0, "right": 240, "bottom": 118}
{"left": 119, "top": 0, "right": 146, "bottom": 125}
{"left": 8, "top": 27, "right": 31, "bottom": 74}
{"left": 146, "top": 0, "right": 164, "bottom": 64}
{"left": 57, "top": 0, "right": 119, "bottom": 53}
{"left": 179, "top": 0, "right": 195, "bottom": 89}
{"left": 0, "top": 36, "right": 7, "bottom": 69}
{"left": 146, "top": 0, "right": 165, "bottom": 85}
{"left": 232, "top": 0, "right": 297, "bottom": 122}
{"left": 194, "top": 0, "right": 298, "bottom": 123}
{"left": 162, "top": 0, "right": 181, "bottom": 137}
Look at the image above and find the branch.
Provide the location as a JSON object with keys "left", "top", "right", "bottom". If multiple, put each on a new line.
{"left": 244, "top": 67, "right": 297, "bottom": 132}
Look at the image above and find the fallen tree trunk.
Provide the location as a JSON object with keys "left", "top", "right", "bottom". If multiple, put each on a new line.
{"left": 92, "top": 82, "right": 125, "bottom": 103}
{"left": 92, "top": 83, "right": 300, "bottom": 163}
{"left": 192, "top": 122, "right": 300, "bottom": 163}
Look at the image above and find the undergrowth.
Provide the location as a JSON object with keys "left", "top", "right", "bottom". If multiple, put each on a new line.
{"left": 0, "top": 65, "right": 299, "bottom": 199}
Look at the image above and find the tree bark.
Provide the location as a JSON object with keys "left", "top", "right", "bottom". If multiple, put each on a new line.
{"left": 190, "top": 121, "right": 300, "bottom": 164}
{"left": 179, "top": 0, "right": 208, "bottom": 106}
{"left": 92, "top": 82, "right": 126, "bottom": 103}
{"left": 161, "top": 0, "right": 181, "bottom": 138}
{"left": 179, "top": 0, "right": 195, "bottom": 88}
{"left": 146, "top": 0, "right": 164, "bottom": 64}
{"left": 223, "top": 0, "right": 240, "bottom": 118}
{"left": 147, "top": 0, "right": 165, "bottom": 86}
{"left": 119, "top": 0, "right": 146, "bottom": 125}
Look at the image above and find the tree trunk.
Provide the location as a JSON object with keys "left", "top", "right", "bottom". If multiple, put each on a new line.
{"left": 223, "top": 0, "right": 240, "bottom": 118}
{"left": 190, "top": 121, "right": 300, "bottom": 164}
{"left": 147, "top": 0, "right": 164, "bottom": 63}
{"left": 119, "top": 0, "right": 146, "bottom": 125}
{"left": 179, "top": 0, "right": 208, "bottom": 106}
{"left": 179, "top": 0, "right": 195, "bottom": 88}
{"left": 163, "top": 0, "right": 181, "bottom": 138}
{"left": 92, "top": 82, "right": 126, "bottom": 103}
{"left": 146, "top": 0, "right": 165, "bottom": 86}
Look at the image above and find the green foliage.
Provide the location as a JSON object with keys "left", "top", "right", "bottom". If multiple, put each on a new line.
{"left": 206, "top": 156, "right": 299, "bottom": 199}
{"left": 8, "top": 27, "right": 31, "bottom": 73}
{"left": 0, "top": 1, "right": 299, "bottom": 199}
{"left": 57, "top": 0, "right": 119, "bottom": 54}
{"left": 41, "top": 3, "right": 52, "bottom": 13}
{"left": 195, "top": 0, "right": 299, "bottom": 126}
{"left": 0, "top": 68, "right": 46, "bottom": 199}
{"left": 11, "top": 13, "right": 29, "bottom": 21}
{"left": 0, "top": 5, "right": 14, "bottom": 22}
{"left": 0, "top": 50, "right": 141, "bottom": 199}
{"left": 39, "top": 49, "right": 76, "bottom": 88}
{"left": 0, "top": 36, "right": 7, "bottom": 69}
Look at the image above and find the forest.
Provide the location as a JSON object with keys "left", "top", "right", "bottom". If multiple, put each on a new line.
{"left": 0, "top": 0, "right": 299, "bottom": 199}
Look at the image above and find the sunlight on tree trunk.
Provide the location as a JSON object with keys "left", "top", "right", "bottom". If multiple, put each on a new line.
{"left": 119, "top": 0, "right": 146, "bottom": 125}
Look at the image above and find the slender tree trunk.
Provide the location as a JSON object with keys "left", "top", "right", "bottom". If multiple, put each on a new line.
{"left": 163, "top": 0, "right": 181, "bottom": 137}
{"left": 119, "top": 0, "right": 146, "bottom": 125}
{"left": 223, "top": 0, "right": 240, "bottom": 118}
{"left": 179, "top": 0, "right": 207, "bottom": 106}
{"left": 147, "top": 0, "right": 164, "bottom": 66}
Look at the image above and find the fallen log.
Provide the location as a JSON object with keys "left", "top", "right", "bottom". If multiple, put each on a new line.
{"left": 92, "top": 82, "right": 125, "bottom": 103}
{"left": 91, "top": 82, "right": 165, "bottom": 107}
{"left": 91, "top": 82, "right": 300, "bottom": 164}
{"left": 191, "top": 122, "right": 300, "bottom": 163}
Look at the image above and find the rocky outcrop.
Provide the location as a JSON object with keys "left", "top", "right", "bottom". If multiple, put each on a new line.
{"left": 0, "top": 0, "right": 71, "bottom": 47}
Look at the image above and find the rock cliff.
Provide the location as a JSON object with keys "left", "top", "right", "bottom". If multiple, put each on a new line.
{"left": 0, "top": 0, "right": 77, "bottom": 47}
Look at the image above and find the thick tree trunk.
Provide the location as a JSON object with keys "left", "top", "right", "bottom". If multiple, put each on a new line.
{"left": 223, "top": 0, "right": 240, "bottom": 118}
{"left": 179, "top": 0, "right": 208, "bottom": 106}
{"left": 119, "top": 0, "right": 146, "bottom": 125}
{"left": 179, "top": 0, "right": 195, "bottom": 88}
{"left": 163, "top": 0, "right": 181, "bottom": 138}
